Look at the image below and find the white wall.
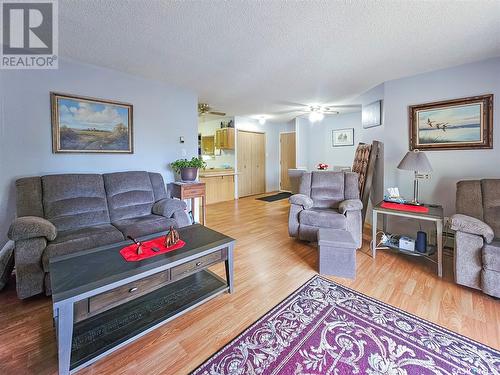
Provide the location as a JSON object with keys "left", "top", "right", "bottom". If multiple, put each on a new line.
{"left": 0, "top": 58, "right": 198, "bottom": 246}
{"left": 367, "top": 57, "right": 500, "bottom": 216}
{"left": 307, "top": 112, "right": 361, "bottom": 170}
{"left": 295, "top": 117, "right": 310, "bottom": 169}
{"left": 296, "top": 57, "right": 500, "bottom": 221}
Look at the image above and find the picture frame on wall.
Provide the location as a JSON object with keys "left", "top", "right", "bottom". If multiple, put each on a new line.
{"left": 51, "top": 92, "right": 134, "bottom": 154}
{"left": 332, "top": 128, "right": 354, "bottom": 147}
{"left": 362, "top": 100, "right": 382, "bottom": 128}
{"left": 409, "top": 94, "right": 493, "bottom": 151}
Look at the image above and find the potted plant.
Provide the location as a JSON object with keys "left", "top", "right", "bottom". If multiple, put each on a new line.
{"left": 170, "top": 157, "right": 207, "bottom": 181}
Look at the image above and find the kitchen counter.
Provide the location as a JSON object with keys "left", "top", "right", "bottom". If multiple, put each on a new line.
{"left": 199, "top": 170, "right": 236, "bottom": 204}
{"left": 200, "top": 169, "right": 238, "bottom": 177}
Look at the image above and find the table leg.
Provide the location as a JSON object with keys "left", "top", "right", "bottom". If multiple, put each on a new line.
{"left": 55, "top": 302, "right": 74, "bottom": 375}
{"left": 191, "top": 198, "right": 196, "bottom": 224}
{"left": 201, "top": 195, "right": 206, "bottom": 226}
{"left": 225, "top": 244, "right": 234, "bottom": 293}
{"left": 436, "top": 219, "right": 443, "bottom": 278}
{"left": 372, "top": 210, "right": 377, "bottom": 258}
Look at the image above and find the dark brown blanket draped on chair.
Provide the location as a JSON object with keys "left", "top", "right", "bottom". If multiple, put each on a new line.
{"left": 352, "top": 141, "right": 381, "bottom": 224}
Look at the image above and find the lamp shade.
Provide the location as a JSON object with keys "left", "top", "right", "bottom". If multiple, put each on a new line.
{"left": 397, "top": 150, "right": 433, "bottom": 172}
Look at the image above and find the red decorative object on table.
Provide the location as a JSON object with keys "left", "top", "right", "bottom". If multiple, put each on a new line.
{"left": 120, "top": 237, "right": 186, "bottom": 262}
{"left": 381, "top": 201, "right": 429, "bottom": 213}
{"left": 317, "top": 163, "right": 328, "bottom": 170}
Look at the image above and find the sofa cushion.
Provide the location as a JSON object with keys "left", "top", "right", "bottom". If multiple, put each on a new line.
{"left": 481, "top": 179, "right": 500, "bottom": 238}
{"left": 112, "top": 214, "right": 176, "bottom": 239}
{"left": 42, "top": 174, "right": 110, "bottom": 232}
{"left": 310, "top": 172, "right": 345, "bottom": 208}
{"left": 42, "top": 224, "right": 124, "bottom": 272}
{"left": 103, "top": 171, "right": 156, "bottom": 221}
{"left": 299, "top": 208, "right": 346, "bottom": 229}
{"left": 148, "top": 172, "right": 168, "bottom": 201}
{"left": 483, "top": 240, "right": 500, "bottom": 272}
{"left": 16, "top": 177, "right": 44, "bottom": 217}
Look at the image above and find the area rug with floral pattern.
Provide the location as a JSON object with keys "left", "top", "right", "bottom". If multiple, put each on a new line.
{"left": 192, "top": 275, "right": 499, "bottom": 375}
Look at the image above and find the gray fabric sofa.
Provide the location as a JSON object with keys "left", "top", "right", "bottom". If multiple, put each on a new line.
{"left": 288, "top": 171, "right": 363, "bottom": 248}
{"left": 450, "top": 179, "right": 500, "bottom": 298}
{"left": 7, "top": 171, "right": 191, "bottom": 299}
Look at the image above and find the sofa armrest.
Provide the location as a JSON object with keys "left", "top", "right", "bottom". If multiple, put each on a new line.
{"left": 8, "top": 216, "right": 57, "bottom": 241}
{"left": 289, "top": 194, "right": 313, "bottom": 209}
{"left": 450, "top": 214, "right": 494, "bottom": 244}
{"left": 152, "top": 198, "right": 187, "bottom": 218}
{"left": 338, "top": 199, "right": 363, "bottom": 214}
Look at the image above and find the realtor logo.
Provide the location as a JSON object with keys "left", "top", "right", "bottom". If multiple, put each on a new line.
{"left": 1, "top": 0, "right": 58, "bottom": 69}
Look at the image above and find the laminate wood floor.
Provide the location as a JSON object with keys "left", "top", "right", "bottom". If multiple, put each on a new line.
{"left": 0, "top": 195, "right": 498, "bottom": 374}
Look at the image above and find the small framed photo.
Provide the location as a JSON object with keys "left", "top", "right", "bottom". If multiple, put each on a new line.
{"left": 51, "top": 92, "right": 133, "bottom": 153}
{"left": 332, "top": 128, "right": 354, "bottom": 147}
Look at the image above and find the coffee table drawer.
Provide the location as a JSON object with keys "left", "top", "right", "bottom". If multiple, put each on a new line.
{"left": 73, "top": 269, "right": 171, "bottom": 321}
{"left": 171, "top": 250, "right": 226, "bottom": 280}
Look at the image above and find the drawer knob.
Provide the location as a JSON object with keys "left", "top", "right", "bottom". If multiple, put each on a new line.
{"left": 196, "top": 262, "right": 202, "bottom": 266}
{"left": 129, "top": 287, "right": 138, "bottom": 293}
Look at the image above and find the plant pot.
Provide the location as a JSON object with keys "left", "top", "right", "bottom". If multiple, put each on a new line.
{"left": 180, "top": 167, "right": 198, "bottom": 181}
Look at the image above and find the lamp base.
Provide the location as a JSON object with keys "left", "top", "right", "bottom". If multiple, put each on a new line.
{"left": 406, "top": 200, "right": 423, "bottom": 206}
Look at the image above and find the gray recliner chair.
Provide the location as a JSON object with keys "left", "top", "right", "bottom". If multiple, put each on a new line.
{"left": 288, "top": 171, "right": 363, "bottom": 247}
{"left": 451, "top": 180, "right": 500, "bottom": 298}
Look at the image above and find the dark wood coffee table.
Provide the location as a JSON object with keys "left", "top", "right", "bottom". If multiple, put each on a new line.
{"left": 50, "top": 224, "right": 235, "bottom": 375}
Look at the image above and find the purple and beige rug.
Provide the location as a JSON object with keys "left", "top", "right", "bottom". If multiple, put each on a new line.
{"left": 192, "top": 275, "right": 499, "bottom": 375}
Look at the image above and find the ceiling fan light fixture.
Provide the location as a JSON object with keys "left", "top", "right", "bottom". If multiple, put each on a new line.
{"left": 259, "top": 115, "right": 268, "bottom": 125}
{"left": 309, "top": 107, "right": 325, "bottom": 123}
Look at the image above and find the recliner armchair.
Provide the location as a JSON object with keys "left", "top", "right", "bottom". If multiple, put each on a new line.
{"left": 288, "top": 171, "right": 363, "bottom": 247}
{"left": 451, "top": 179, "right": 500, "bottom": 298}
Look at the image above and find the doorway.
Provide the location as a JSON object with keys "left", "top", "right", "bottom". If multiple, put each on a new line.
{"left": 279, "top": 132, "right": 296, "bottom": 192}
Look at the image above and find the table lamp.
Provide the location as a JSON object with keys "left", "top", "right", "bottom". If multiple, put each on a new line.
{"left": 397, "top": 149, "right": 432, "bottom": 205}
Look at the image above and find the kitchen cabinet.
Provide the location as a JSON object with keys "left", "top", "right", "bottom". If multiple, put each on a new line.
{"left": 201, "top": 135, "right": 215, "bottom": 155}
{"left": 215, "top": 128, "right": 235, "bottom": 150}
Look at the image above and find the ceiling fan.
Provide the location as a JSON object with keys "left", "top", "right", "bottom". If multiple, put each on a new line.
{"left": 198, "top": 103, "right": 226, "bottom": 117}
{"left": 274, "top": 101, "right": 362, "bottom": 121}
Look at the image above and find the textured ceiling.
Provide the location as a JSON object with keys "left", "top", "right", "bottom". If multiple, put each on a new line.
{"left": 59, "top": 0, "right": 500, "bottom": 122}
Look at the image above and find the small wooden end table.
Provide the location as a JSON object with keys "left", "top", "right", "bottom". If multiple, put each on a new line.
{"left": 170, "top": 181, "right": 206, "bottom": 225}
{"left": 371, "top": 202, "right": 444, "bottom": 277}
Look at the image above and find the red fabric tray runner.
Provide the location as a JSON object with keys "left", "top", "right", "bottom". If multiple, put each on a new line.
{"left": 380, "top": 202, "right": 429, "bottom": 213}
{"left": 120, "top": 237, "right": 186, "bottom": 262}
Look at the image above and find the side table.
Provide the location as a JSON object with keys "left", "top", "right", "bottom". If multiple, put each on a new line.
{"left": 371, "top": 202, "right": 444, "bottom": 277}
{"left": 170, "top": 182, "right": 206, "bottom": 225}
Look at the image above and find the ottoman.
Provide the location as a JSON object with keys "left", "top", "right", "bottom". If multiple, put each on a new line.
{"left": 318, "top": 228, "right": 357, "bottom": 279}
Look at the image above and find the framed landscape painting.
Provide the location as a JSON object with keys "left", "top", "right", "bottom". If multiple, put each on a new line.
{"left": 409, "top": 94, "right": 493, "bottom": 151}
{"left": 332, "top": 128, "right": 354, "bottom": 147}
{"left": 51, "top": 92, "right": 133, "bottom": 153}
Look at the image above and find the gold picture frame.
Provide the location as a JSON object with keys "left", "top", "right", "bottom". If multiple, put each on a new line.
{"left": 51, "top": 92, "right": 134, "bottom": 154}
{"left": 409, "top": 94, "right": 493, "bottom": 151}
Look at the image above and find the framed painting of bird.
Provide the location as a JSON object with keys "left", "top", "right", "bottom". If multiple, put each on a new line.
{"left": 409, "top": 94, "right": 493, "bottom": 151}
